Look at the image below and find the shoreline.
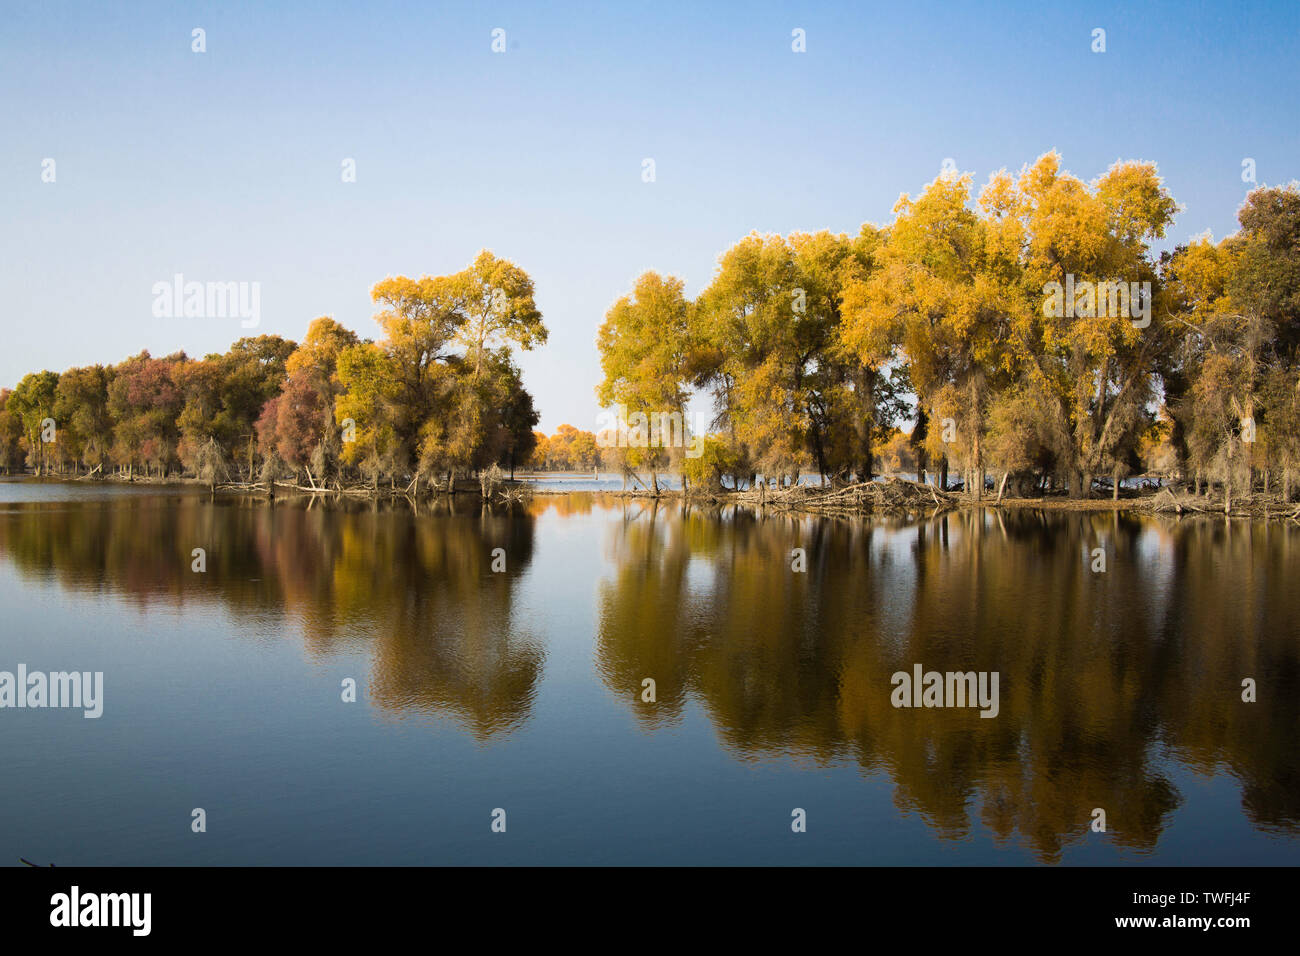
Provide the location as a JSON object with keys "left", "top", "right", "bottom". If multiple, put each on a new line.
{"left": 6, "top": 473, "right": 1297, "bottom": 521}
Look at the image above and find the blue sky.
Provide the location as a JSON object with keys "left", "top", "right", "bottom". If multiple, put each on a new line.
{"left": 3, "top": 0, "right": 1297, "bottom": 431}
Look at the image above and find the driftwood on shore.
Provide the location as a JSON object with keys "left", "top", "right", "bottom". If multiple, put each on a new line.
{"left": 689, "top": 477, "right": 960, "bottom": 516}
{"left": 49, "top": 469, "right": 1300, "bottom": 521}
{"left": 213, "top": 476, "right": 533, "bottom": 506}
{"left": 1140, "top": 487, "right": 1300, "bottom": 521}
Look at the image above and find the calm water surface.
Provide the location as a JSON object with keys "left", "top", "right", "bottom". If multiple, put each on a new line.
{"left": 0, "top": 480, "right": 1296, "bottom": 865}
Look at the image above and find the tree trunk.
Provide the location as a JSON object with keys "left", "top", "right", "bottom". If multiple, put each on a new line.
{"left": 1072, "top": 471, "right": 1092, "bottom": 500}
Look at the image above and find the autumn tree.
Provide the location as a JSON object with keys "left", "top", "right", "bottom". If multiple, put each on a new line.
{"left": 1164, "top": 183, "right": 1300, "bottom": 500}
{"left": 334, "top": 342, "right": 402, "bottom": 488}
{"left": 257, "top": 317, "right": 358, "bottom": 486}
{"left": 840, "top": 174, "right": 1013, "bottom": 496}
{"left": 366, "top": 252, "right": 547, "bottom": 486}
{"left": 53, "top": 365, "right": 113, "bottom": 473}
{"left": 531, "top": 424, "right": 600, "bottom": 471}
{"left": 597, "top": 271, "right": 693, "bottom": 491}
{"left": 8, "top": 371, "right": 60, "bottom": 475}
{"left": 107, "top": 352, "right": 187, "bottom": 477}
{"left": 455, "top": 250, "right": 547, "bottom": 382}
{"left": 0, "top": 390, "right": 25, "bottom": 473}
{"left": 690, "top": 230, "right": 888, "bottom": 486}
{"left": 1000, "top": 153, "right": 1178, "bottom": 497}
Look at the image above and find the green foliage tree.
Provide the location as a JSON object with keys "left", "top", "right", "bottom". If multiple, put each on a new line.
{"left": 9, "top": 371, "right": 60, "bottom": 475}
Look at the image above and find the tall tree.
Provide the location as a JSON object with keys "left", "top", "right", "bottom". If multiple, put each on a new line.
{"left": 840, "top": 175, "right": 1013, "bottom": 496}
{"left": 9, "top": 371, "right": 60, "bottom": 475}
{"left": 0, "top": 390, "right": 26, "bottom": 473}
{"left": 1003, "top": 153, "right": 1177, "bottom": 497}
{"left": 53, "top": 365, "right": 112, "bottom": 473}
{"left": 455, "top": 250, "right": 547, "bottom": 382}
{"left": 335, "top": 342, "right": 402, "bottom": 488}
{"left": 258, "top": 317, "right": 359, "bottom": 485}
{"left": 597, "top": 271, "right": 693, "bottom": 491}
{"left": 107, "top": 352, "right": 187, "bottom": 477}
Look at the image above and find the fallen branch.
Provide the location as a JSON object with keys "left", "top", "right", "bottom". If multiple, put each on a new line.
{"left": 729, "top": 477, "right": 959, "bottom": 516}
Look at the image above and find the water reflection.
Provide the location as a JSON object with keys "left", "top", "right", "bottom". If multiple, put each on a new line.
{"left": 0, "top": 492, "right": 1296, "bottom": 860}
{"left": 594, "top": 503, "right": 1300, "bottom": 861}
{"left": 0, "top": 494, "right": 542, "bottom": 739}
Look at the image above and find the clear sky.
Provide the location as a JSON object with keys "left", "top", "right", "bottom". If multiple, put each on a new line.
{"left": 3, "top": 0, "right": 1297, "bottom": 431}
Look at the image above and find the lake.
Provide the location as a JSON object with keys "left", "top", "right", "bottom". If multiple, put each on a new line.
{"left": 0, "top": 480, "right": 1296, "bottom": 865}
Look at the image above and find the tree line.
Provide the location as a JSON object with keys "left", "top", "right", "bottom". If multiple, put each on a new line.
{"left": 526, "top": 424, "right": 600, "bottom": 472}
{"left": 595, "top": 153, "right": 1300, "bottom": 499}
{"left": 0, "top": 250, "right": 546, "bottom": 490}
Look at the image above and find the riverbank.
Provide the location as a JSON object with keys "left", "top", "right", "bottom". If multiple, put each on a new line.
{"left": 535, "top": 479, "right": 1300, "bottom": 521}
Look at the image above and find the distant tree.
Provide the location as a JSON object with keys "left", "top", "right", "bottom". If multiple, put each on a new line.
{"left": 527, "top": 431, "right": 550, "bottom": 470}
